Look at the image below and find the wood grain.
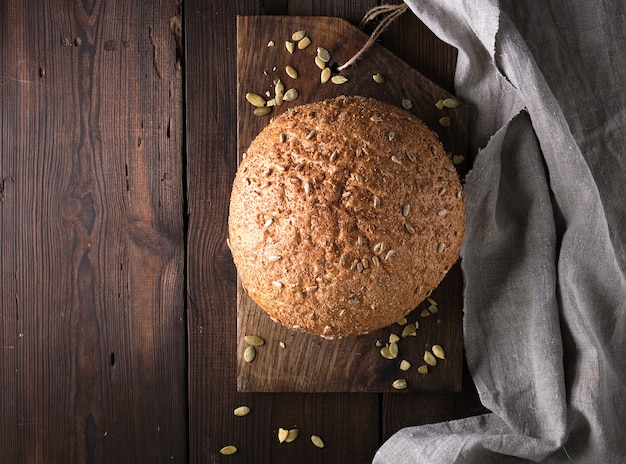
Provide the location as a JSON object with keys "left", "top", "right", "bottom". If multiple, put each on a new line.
{"left": 236, "top": 15, "right": 468, "bottom": 393}
{"left": 0, "top": 1, "right": 186, "bottom": 462}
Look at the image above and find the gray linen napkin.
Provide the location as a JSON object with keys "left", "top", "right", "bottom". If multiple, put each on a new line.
{"left": 374, "top": 1, "right": 626, "bottom": 462}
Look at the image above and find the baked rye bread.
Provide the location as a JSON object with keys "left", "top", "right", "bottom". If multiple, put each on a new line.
{"left": 229, "top": 96, "right": 465, "bottom": 338}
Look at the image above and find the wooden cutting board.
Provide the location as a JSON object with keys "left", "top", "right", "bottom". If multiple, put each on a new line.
{"left": 236, "top": 15, "right": 468, "bottom": 392}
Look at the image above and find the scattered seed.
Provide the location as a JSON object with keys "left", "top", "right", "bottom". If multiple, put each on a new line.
{"left": 438, "top": 186, "right": 447, "bottom": 196}
{"left": 391, "top": 155, "right": 403, "bottom": 165}
{"left": 331, "top": 75, "right": 348, "bottom": 85}
{"left": 370, "top": 115, "right": 383, "bottom": 122}
{"left": 285, "top": 40, "right": 295, "bottom": 53}
{"left": 278, "top": 427, "right": 289, "bottom": 443}
{"left": 297, "top": 36, "right": 311, "bottom": 49}
{"left": 272, "top": 281, "right": 283, "bottom": 288}
{"left": 443, "top": 97, "right": 460, "bottom": 108}
{"left": 417, "top": 365, "right": 429, "bottom": 374}
{"left": 311, "top": 435, "right": 325, "bottom": 448}
{"left": 402, "top": 204, "right": 411, "bottom": 217}
{"left": 371, "top": 255, "right": 381, "bottom": 267}
{"left": 254, "top": 106, "right": 272, "bottom": 116}
{"left": 437, "top": 242, "right": 445, "bottom": 253}
{"left": 267, "top": 255, "right": 282, "bottom": 262}
{"left": 373, "top": 196, "right": 381, "bottom": 208}
{"left": 267, "top": 40, "right": 275, "bottom": 47}
{"left": 283, "top": 88, "right": 299, "bottom": 101}
{"left": 401, "top": 323, "right": 417, "bottom": 338}
{"left": 392, "top": 378, "right": 408, "bottom": 390}
{"left": 244, "top": 346, "right": 256, "bottom": 363}
{"left": 402, "top": 99, "right": 413, "bottom": 110}
{"left": 329, "top": 151, "right": 338, "bottom": 162}
{"left": 320, "top": 67, "right": 331, "bottom": 84}
{"left": 453, "top": 155, "right": 465, "bottom": 164}
{"left": 388, "top": 131, "right": 396, "bottom": 141}
{"left": 384, "top": 249, "right": 395, "bottom": 260}
{"left": 317, "top": 47, "right": 331, "bottom": 62}
{"left": 424, "top": 350, "right": 437, "bottom": 366}
{"left": 305, "top": 285, "right": 318, "bottom": 293}
{"left": 323, "top": 325, "right": 332, "bottom": 335}
{"left": 437, "top": 209, "right": 448, "bottom": 217}
{"left": 400, "top": 360, "right": 411, "bottom": 371}
{"left": 285, "top": 428, "right": 299, "bottom": 443}
{"left": 292, "top": 29, "right": 306, "bottom": 41}
{"left": 285, "top": 65, "right": 299, "bottom": 79}
{"left": 244, "top": 335, "right": 265, "bottom": 346}
{"left": 348, "top": 297, "right": 360, "bottom": 305}
{"left": 306, "top": 129, "right": 316, "bottom": 140}
{"left": 439, "top": 116, "right": 451, "bottom": 127}
{"left": 373, "top": 72, "right": 385, "bottom": 83}
{"left": 220, "top": 445, "right": 237, "bottom": 455}
{"left": 406, "top": 151, "right": 417, "bottom": 163}
{"left": 246, "top": 92, "right": 266, "bottom": 107}
{"left": 432, "top": 344, "right": 446, "bottom": 359}
{"left": 279, "top": 341, "right": 286, "bottom": 348}
{"left": 234, "top": 406, "right": 250, "bottom": 416}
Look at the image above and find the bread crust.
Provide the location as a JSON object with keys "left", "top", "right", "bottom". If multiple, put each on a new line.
{"left": 229, "top": 96, "right": 465, "bottom": 338}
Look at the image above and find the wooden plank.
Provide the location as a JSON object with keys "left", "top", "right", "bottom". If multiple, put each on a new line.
{"left": 236, "top": 15, "right": 468, "bottom": 393}
{"left": 0, "top": 2, "right": 186, "bottom": 462}
{"left": 185, "top": 2, "right": 381, "bottom": 463}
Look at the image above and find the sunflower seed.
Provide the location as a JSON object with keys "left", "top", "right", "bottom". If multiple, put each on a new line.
{"left": 285, "top": 40, "right": 295, "bottom": 53}
{"left": 424, "top": 350, "right": 437, "bottom": 366}
{"left": 432, "top": 344, "right": 446, "bottom": 359}
{"left": 443, "top": 97, "right": 460, "bottom": 108}
{"left": 437, "top": 242, "right": 445, "bottom": 253}
{"left": 388, "top": 131, "right": 396, "bottom": 141}
{"left": 311, "top": 435, "right": 325, "bottom": 448}
{"left": 348, "top": 297, "right": 360, "bottom": 305}
{"left": 305, "top": 285, "right": 318, "bottom": 293}
{"left": 402, "top": 99, "right": 413, "bottom": 110}
{"left": 285, "top": 65, "right": 299, "bottom": 79}
{"left": 373, "top": 72, "right": 385, "bottom": 83}
{"left": 234, "top": 406, "right": 250, "bottom": 416}
{"left": 385, "top": 249, "right": 395, "bottom": 260}
{"left": 370, "top": 115, "right": 383, "bottom": 122}
{"left": 402, "top": 204, "right": 411, "bottom": 217}
{"left": 406, "top": 151, "right": 417, "bottom": 163}
{"left": 439, "top": 116, "right": 451, "bottom": 127}
{"left": 291, "top": 29, "right": 306, "bottom": 41}
{"left": 297, "top": 36, "right": 311, "bottom": 49}
{"left": 331, "top": 75, "right": 348, "bottom": 84}
{"left": 317, "top": 47, "right": 331, "bottom": 62}
{"left": 417, "top": 365, "right": 429, "bottom": 374}
{"left": 306, "top": 129, "right": 316, "bottom": 140}
{"left": 246, "top": 92, "right": 266, "bottom": 107}
{"left": 392, "top": 378, "right": 408, "bottom": 390}
{"left": 330, "top": 151, "right": 338, "bottom": 162}
{"left": 219, "top": 445, "right": 237, "bottom": 455}
{"left": 244, "top": 335, "right": 265, "bottom": 346}
{"left": 283, "top": 88, "right": 299, "bottom": 101}
{"left": 438, "top": 186, "right": 447, "bottom": 195}
{"left": 244, "top": 346, "right": 256, "bottom": 363}
{"left": 400, "top": 360, "right": 411, "bottom": 371}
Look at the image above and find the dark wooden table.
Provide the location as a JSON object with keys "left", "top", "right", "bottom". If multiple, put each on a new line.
{"left": 1, "top": 1, "right": 486, "bottom": 462}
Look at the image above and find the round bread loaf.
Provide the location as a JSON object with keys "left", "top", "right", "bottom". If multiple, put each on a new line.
{"left": 229, "top": 96, "right": 465, "bottom": 338}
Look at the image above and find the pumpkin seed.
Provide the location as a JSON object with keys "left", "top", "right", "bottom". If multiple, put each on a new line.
{"left": 267, "top": 40, "right": 275, "bottom": 47}
{"left": 373, "top": 72, "right": 385, "bottom": 83}
{"left": 331, "top": 75, "right": 348, "bottom": 85}
{"left": 401, "top": 323, "right": 417, "bottom": 338}
{"left": 452, "top": 155, "right": 465, "bottom": 164}
{"left": 285, "top": 65, "right": 299, "bottom": 79}
{"left": 283, "top": 88, "right": 299, "bottom": 101}
{"left": 279, "top": 341, "right": 286, "bottom": 348}
{"left": 285, "top": 40, "right": 295, "bottom": 53}
{"left": 244, "top": 345, "right": 256, "bottom": 363}
{"left": 389, "top": 341, "right": 399, "bottom": 358}
{"left": 435, "top": 99, "right": 445, "bottom": 110}
{"left": 439, "top": 116, "right": 451, "bottom": 127}
{"left": 297, "top": 36, "right": 311, "bottom": 49}
{"left": 320, "top": 67, "right": 331, "bottom": 84}
{"left": 392, "top": 378, "right": 408, "bottom": 390}
{"left": 397, "top": 317, "right": 408, "bottom": 326}
{"left": 278, "top": 427, "right": 289, "bottom": 443}
{"left": 432, "top": 344, "right": 446, "bottom": 359}
{"left": 285, "top": 428, "right": 299, "bottom": 443}
{"left": 417, "top": 365, "right": 428, "bottom": 374}
{"left": 424, "top": 350, "right": 437, "bottom": 366}
{"left": 311, "top": 435, "right": 325, "bottom": 448}
{"left": 402, "top": 99, "right": 413, "bottom": 110}
{"left": 443, "top": 97, "right": 460, "bottom": 108}
{"left": 254, "top": 106, "right": 272, "bottom": 116}
{"left": 244, "top": 335, "right": 265, "bottom": 346}
{"left": 219, "top": 445, "right": 237, "bottom": 455}
{"left": 420, "top": 308, "right": 431, "bottom": 317}
{"left": 389, "top": 333, "right": 400, "bottom": 344}
{"left": 246, "top": 92, "right": 266, "bottom": 107}
{"left": 292, "top": 29, "right": 306, "bottom": 41}
{"left": 234, "top": 406, "right": 250, "bottom": 416}
{"left": 400, "top": 360, "right": 411, "bottom": 371}
{"left": 316, "top": 47, "right": 331, "bottom": 62}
